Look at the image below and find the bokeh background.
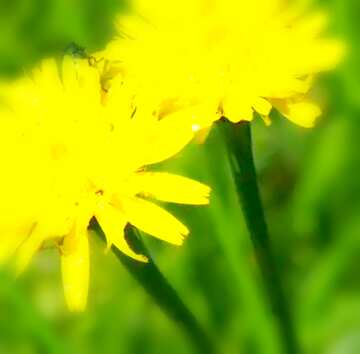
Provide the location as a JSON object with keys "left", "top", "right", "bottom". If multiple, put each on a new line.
{"left": 0, "top": 0, "right": 359, "bottom": 353}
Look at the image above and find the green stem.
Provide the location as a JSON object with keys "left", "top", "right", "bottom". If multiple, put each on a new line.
{"left": 220, "top": 120, "right": 300, "bottom": 354}
{"left": 96, "top": 223, "right": 215, "bottom": 354}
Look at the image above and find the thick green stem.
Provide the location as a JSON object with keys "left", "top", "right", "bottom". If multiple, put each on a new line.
{"left": 96, "top": 223, "right": 215, "bottom": 354}
{"left": 220, "top": 120, "right": 300, "bottom": 354}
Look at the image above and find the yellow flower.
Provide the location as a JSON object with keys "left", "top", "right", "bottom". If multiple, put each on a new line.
{"left": 0, "top": 58, "right": 210, "bottom": 311}
{"left": 104, "top": 0, "right": 344, "bottom": 129}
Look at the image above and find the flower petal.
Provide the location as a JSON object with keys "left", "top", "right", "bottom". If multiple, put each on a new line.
{"left": 252, "top": 97, "right": 272, "bottom": 116}
{"left": 61, "top": 229, "right": 89, "bottom": 312}
{"left": 222, "top": 94, "right": 254, "bottom": 123}
{"left": 133, "top": 172, "right": 210, "bottom": 205}
{"left": 120, "top": 197, "right": 189, "bottom": 245}
{"left": 0, "top": 234, "right": 27, "bottom": 265}
{"left": 140, "top": 111, "right": 195, "bottom": 165}
{"left": 15, "top": 226, "right": 44, "bottom": 275}
{"left": 33, "top": 59, "right": 62, "bottom": 95}
{"left": 95, "top": 204, "right": 148, "bottom": 262}
{"left": 274, "top": 99, "right": 321, "bottom": 128}
{"left": 62, "top": 56, "right": 79, "bottom": 92}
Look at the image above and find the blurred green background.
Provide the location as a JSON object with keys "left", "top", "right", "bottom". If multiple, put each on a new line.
{"left": 0, "top": 0, "right": 359, "bottom": 353}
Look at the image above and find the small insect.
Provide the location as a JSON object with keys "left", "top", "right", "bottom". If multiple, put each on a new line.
{"left": 63, "top": 42, "right": 103, "bottom": 67}
{"left": 64, "top": 42, "right": 88, "bottom": 59}
{"left": 63, "top": 42, "right": 122, "bottom": 93}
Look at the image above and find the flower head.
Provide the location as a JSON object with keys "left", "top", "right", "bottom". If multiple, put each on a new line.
{"left": 104, "top": 0, "right": 344, "bottom": 129}
{"left": 0, "top": 58, "right": 210, "bottom": 311}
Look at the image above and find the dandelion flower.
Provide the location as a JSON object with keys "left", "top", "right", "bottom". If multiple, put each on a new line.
{"left": 104, "top": 0, "right": 344, "bottom": 129}
{"left": 0, "top": 58, "right": 210, "bottom": 311}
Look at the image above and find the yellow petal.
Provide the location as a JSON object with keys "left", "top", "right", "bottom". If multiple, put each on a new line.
{"left": 303, "top": 40, "right": 346, "bottom": 74}
{"left": 261, "top": 115, "right": 272, "bottom": 126}
{"left": 295, "top": 12, "right": 328, "bottom": 37}
{"left": 77, "top": 61, "right": 102, "bottom": 104}
{"left": 62, "top": 56, "right": 79, "bottom": 92}
{"left": 222, "top": 95, "right": 254, "bottom": 123}
{"left": 0, "top": 234, "right": 26, "bottom": 265}
{"left": 193, "top": 126, "right": 212, "bottom": 144}
{"left": 322, "top": 40, "right": 346, "bottom": 71}
{"left": 95, "top": 204, "right": 148, "bottom": 262}
{"left": 34, "top": 59, "right": 62, "bottom": 94}
{"left": 252, "top": 97, "right": 272, "bottom": 116}
{"left": 61, "top": 229, "right": 89, "bottom": 312}
{"left": 274, "top": 99, "right": 321, "bottom": 128}
{"left": 133, "top": 172, "right": 210, "bottom": 205}
{"left": 121, "top": 197, "right": 189, "bottom": 246}
{"left": 141, "top": 112, "right": 195, "bottom": 165}
{"left": 15, "top": 225, "right": 44, "bottom": 275}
